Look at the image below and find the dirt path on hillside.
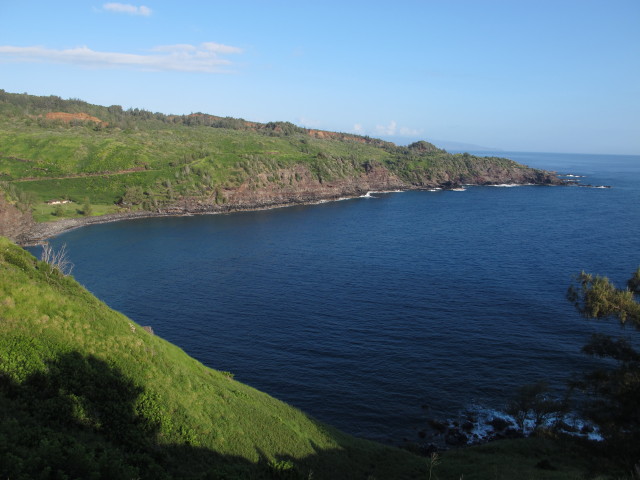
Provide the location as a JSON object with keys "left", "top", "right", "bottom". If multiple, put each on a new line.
{"left": 13, "top": 167, "right": 149, "bottom": 182}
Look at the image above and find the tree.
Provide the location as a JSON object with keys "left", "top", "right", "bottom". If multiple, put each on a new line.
{"left": 120, "top": 186, "right": 145, "bottom": 207}
{"left": 568, "top": 271, "right": 640, "bottom": 324}
{"left": 567, "top": 268, "right": 640, "bottom": 459}
{"left": 53, "top": 204, "right": 64, "bottom": 217}
{"left": 82, "top": 197, "right": 92, "bottom": 217}
{"left": 627, "top": 267, "right": 640, "bottom": 294}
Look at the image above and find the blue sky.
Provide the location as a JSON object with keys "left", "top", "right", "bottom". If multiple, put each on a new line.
{"left": 1, "top": 1, "right": 638, "bottom": 154}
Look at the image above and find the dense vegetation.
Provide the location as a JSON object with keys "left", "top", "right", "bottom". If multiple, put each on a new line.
{"left": 0, "top": 90, "right": 554, "bottom": 226}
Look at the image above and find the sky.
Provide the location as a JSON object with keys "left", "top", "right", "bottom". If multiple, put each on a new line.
{"left": 0, "top": 1, "right": 638, "bottom": 154}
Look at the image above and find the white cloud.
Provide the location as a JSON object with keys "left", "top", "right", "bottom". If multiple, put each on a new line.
{"left": 201, "top": 42, "right": 243, "bottom": 55}
{"left": 298, "top": 117, "right": 321, "bottom": 128}
{"left": 352, "top": 123, "right": 365, "bottom": 134}
{"left": 356, "top": 121, "right": 421, "bottom": 138}
{"left": 152, "top": 44, "right": 197, "bottom": 53}
{"left": 103, "top": 3, "right": 152, "bottom": 16}
{"left": 0, "top": 43, "right": 243, "bottom": 73}
{"left": 399, "top": 126, "right": 421, "bottom": 136}
{"left": 375, "top": 120, "right": 397, "bottom": 136}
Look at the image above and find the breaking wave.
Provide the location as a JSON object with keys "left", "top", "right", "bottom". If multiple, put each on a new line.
{"left": 424, "top": 404, "right": 602, "bottom": 447}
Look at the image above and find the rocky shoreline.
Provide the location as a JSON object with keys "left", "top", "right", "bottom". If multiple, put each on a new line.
{"left": 0, "top": 139, "right": 568, "bottom": 246}
{"left": 4, "top": 153, "right": 566, "bottom": 246}
{"left": 15, "top": 190, "right": 396, "bottom": 246}
{"left": 15, "top": 178, "right": 562, "bottom": 246}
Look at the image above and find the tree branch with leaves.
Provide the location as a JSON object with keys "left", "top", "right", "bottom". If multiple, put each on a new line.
{"left": 567, "top": 267, "right": 640, "bottom": 463}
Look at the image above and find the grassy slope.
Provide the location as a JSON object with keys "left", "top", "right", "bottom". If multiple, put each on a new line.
{"left": 0, "top": 237, "right": 426, "bottom": 479}
{"left": 0, "top": 117, "right": 394, "bottom": 220}
{"left": 0, "top": 90, "right": 553, "bottom": 225}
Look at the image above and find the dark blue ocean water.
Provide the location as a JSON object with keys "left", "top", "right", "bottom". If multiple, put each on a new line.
{"left": 31, "top": 152, "right": 640, "bottom": 444}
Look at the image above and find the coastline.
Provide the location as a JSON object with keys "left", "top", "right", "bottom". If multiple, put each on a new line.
{"left": 16, "top": 180, "right": 561, "bottom": 246}
{"left": 17, "top": 192, "right": 379, "bottom": 246}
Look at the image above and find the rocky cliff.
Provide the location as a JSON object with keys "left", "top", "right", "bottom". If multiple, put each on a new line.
{"left": 165, "top": 159, "right": 561, "bottom": 215}
{"left": 0, "top": 194, "right": 34, "bottom": 244}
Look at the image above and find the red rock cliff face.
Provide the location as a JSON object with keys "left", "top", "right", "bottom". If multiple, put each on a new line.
{"left": 412, "top": 164, "right": 561, "bottom": 187}
{"left": 167, "top": 163, "right": 407, "bottom": 214}
{"left": 226, "top": 163, "right": 406, "bottom": 205}
{"left": 166, "top": 160, "right": 560, "bottom": 215}
{"left": 45, "top": 112, "right": 105, "bottom": 124}
{"left": 0, "top": 195, "right": 34, "bottom": 243}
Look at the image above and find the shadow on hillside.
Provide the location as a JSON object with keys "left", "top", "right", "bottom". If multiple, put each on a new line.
{"left": 0, "top": 351, "right": 424, "bottom": 480}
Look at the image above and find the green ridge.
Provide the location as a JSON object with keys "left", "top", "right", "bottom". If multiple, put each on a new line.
{"left": 0, "top": 90, "right": 559, "bottom": 225}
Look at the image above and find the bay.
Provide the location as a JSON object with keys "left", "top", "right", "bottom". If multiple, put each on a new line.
{"left": 32, "top": 151, "right": 640, "bottom": 444}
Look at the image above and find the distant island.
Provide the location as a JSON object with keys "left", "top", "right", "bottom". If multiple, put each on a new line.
{"left": 0, "top": 89, "right": 563, "bottom": 244}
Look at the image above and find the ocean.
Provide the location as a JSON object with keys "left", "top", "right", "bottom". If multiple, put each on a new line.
{"left": 30, "top": 151, "right": 640, "bottom": 445}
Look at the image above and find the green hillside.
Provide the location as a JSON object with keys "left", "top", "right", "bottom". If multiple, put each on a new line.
{"left": 0, "top": 236, "right": 428, "bottom": 479}
{"left": 0, "top": 90, "right": 561, "bottom": 231}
